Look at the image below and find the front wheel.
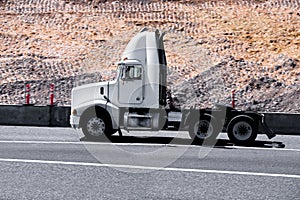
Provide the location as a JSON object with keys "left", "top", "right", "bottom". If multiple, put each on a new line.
{"left": 227, "top": 117, "right": 257, "bottom": 145}
{"left": 82, "top": 114, "right": 113, "bottom": 140}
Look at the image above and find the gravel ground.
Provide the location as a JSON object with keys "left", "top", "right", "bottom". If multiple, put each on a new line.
{"left": 0, "top": 0, "right": 299, "bottom": 112}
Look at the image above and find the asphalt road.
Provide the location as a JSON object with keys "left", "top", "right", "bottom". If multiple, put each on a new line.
{"left": 0, "top": 126, "right": 299, "bottom": 200}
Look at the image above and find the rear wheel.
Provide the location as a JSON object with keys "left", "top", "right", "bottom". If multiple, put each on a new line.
{"left": 227, "top": 117, "right": 257, "bottom": 145}
{"left": 189, "top": 115, "right": 220, "bottom": 143}
{"left": 82, "top": 112, "right": 113, "bottom": 140}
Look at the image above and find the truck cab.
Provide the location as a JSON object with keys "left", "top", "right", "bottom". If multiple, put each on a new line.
{"left": 70, "top": 28, "right": 168, "bottom": 139}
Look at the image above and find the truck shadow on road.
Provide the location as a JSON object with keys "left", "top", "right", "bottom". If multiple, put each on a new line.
{"left": 80, "top": 136, "right": 286, "bottom": 148}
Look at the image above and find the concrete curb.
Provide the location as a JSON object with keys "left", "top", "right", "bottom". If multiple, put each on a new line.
{"left": 262, "top": 112, "right": 300, "bottom": 135}
{"left": 0, "top": 105, "right": 70, "bottom": 127}
{"left": 0, "top": 105, "right": 299, "bottom": 135}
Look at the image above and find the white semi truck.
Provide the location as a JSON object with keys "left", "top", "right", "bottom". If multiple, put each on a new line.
{"left": 70, "top": 28, "right": 275, "bottom": 145}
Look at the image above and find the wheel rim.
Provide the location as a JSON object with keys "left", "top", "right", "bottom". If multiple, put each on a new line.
{"left": 232, "top": 121, "right": 252, "bottom": 141}
{"left": 194, "top": 120, "right": 213, "bottom": 139}
{"left": 86, "top": 117, "right": 106, "bottom": 137}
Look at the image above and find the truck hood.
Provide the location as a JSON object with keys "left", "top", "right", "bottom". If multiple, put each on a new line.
{"left": 71, "top": 81, "right": 114, "bottom": 108}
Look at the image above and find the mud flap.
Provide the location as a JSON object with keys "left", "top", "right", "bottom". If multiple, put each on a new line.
{"left": 261, "top": 114, "right": 276, "bottom": 139}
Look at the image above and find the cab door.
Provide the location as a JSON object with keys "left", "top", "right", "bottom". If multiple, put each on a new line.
{"left": 118, "top": 65, "right": 143, "bottom": 104}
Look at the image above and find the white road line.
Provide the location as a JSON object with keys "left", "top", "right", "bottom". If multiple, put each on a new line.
{"left": 0, "top": 158, "right": 299, "bottom": 179}
{"left": 0, "top": 140, "right": 100, "bottom": 145}
{"left": 0, "top": 140, "right": 167, "bottom": 146}
{"left": 224, "top": 146, "right": 300, "bottom": 152}
{"left": 0, "top": 140, "right": 299, "bottom": 152}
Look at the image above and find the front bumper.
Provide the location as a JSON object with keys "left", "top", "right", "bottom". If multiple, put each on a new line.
{"left": 70, "top": 115, "right": 80, "bottom": 129}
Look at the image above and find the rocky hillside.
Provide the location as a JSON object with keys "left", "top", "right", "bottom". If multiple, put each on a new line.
{"left": 0, "top": 0, "right": 299, "bottom": 112}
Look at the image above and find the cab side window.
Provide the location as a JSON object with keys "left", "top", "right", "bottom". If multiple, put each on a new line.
{"left": 121, "top": 65, "right": 142, "bottom": 81}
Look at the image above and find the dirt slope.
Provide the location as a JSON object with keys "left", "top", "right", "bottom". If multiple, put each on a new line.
{"left": 0, "top": 0, "right": 299, "bottom": 112}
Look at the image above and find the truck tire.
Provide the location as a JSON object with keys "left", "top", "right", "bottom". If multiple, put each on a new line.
{"left": 227, "top": 117, "right": 257, "bottom": 145}
{"left": 189, "top": 115, "right": 220, "bottom": 143}
{"left": 81, "top": 112, "right": 113, "bottom": 140}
